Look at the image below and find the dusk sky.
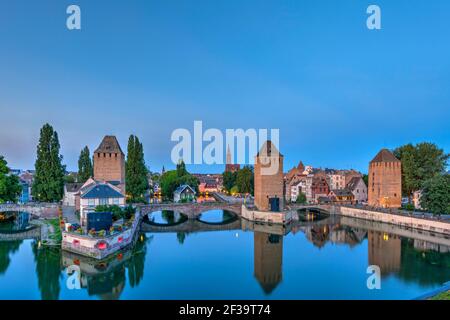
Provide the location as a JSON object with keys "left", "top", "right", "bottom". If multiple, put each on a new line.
{"left": 1, "top": 0, "right": 449, "bottom": 174}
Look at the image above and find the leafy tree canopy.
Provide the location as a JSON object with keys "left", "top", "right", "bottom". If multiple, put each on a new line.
{"left": 0, "top": 156, "right": 21, "bottom": 204}
{"left": 420, "top": 174, "right": 450, "bottom": 215}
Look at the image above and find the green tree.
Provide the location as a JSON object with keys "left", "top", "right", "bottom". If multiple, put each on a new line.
{"left": 32, "top": 124, "right": 65, "bottom": 202}
{"left": 235, "top": 166, "right": 254, "bottom": 195}
{"left": 394, "top": 142, "right": 449, "bottom": 199}
{"left": 222, "top": 171, "right": 237, "bottom": 193}
{"left": 296, "top": 192, "right": 307, "bottom": 204}
{"left": 0, "top": 156, "right": 22, "bottom": 203}
{"left": 159, "top": 160, "right": 199, "bottom": 200}
{"left": 420, "top": 174, "right": 450, "bottom": 215}
{"left": 77, "top": 146, "right": 93, "bottom": 183}
{"left": 126, "top": 135, "right": 149, "bottom": 203}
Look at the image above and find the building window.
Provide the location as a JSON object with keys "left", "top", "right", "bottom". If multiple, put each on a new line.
{"left": 99, "top": 198, "right": 108, "bottom": 205}
{"left": 88, "top": 199, "right": 95, "bottom": 206}
{"left": 112, "top": 198, "right": 120, "bottom": 205}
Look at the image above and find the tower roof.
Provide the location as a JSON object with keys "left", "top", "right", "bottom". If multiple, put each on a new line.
{"left": 370, "top": 149, "right": 400, "bottom": 163}
{"left": 94, "top": 136, "right": 124, "bottom": 155}
{"left": 257, "top": 140, "right": 283, "bottom": 157}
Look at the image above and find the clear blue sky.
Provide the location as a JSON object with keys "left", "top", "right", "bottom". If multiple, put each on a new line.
{"left": 0, "top": 0, "right": 449, "bottom": 174}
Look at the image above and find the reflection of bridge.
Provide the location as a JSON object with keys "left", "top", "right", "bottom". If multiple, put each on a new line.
{"left": 0, "top": 226, "right": 40, "bottom": 241}
{"left": 139, "top": 202, "right": 242, "bottom": 219}
{"left": 0, "top": 203, "right": 59, "bottom": 218}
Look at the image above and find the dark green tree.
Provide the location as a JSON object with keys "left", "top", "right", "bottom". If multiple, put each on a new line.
{"left": 394, "top": 142, "right": 449, "bottom": 199}
{"left": 222, "top": 171, "right": 237, "bottom": 193}
{"left": 77, "top": 146, "right": 93, "bottom": 183}
{"left": 125, "top": 135, "right": 149, "bottom": 203}
{"left": 159, "top": 160, "right": 199, "bottom": 200}
{"left": 296, "top": 192, "right": 307, "bottom": 204}
{"left": 32, "top": 124, "right": 65, "bottom": 202}
{"left": 420, "top": 174, "right": 450, "bottom": 215}
{"left": 235, "top": 166, "right": 254, "bottom": 195}
{"left": 0, "top": 156, "right": 22, "bottom": 203}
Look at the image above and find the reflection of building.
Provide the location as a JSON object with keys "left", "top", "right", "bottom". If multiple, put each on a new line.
{"left": 254, "top": 232, "right": 283, "bottom": 295}
{"left": 93, "top": 136, "right": 126, "bottom": 193}
{"left": 368, "top": 149, "right": 402, "bottom": 208}
{"left": 254, "top": 141, "right": 284, "bottom": 211}
{"left": 368, "top": 231, "right": 401, "bottom": 275}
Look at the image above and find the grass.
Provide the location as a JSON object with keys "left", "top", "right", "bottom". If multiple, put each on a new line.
{"left": 430, "top": 290, "right": 450, "bottom": 300}
{"left": 46, "top": 218, "right": 62, "bottom": 244}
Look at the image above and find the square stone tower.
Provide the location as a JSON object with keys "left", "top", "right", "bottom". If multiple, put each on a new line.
{"left": 254, "top": 141, "right": 284, "bottom": 211}
{"left": 93, "top": 136, "right": 126, "bottom": 192}
{"left": 368, "top": 149, "right": 402, "bottom": 208}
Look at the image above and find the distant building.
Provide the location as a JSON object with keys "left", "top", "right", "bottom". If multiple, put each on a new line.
{"left": 328, "top": 189, "right": 355, "bottom": 204}
{"left": 18, "top": 179, "right": 30, "bottom": 203}
{"left": 346, "top": 177, "right": 368, "bottom": 204}
{"left": 289, "top": 178, "right": 307, "bottom": 202}
{"left": 79, "top": 179, "right": 125, "bottom": 226}
{"left": 326, "top": 171, "right": 346, "bottom": 190}
{"left": 285, "top": 161, "right": 305, "bottom": 181}
{"left": 173, "top": 184, "right": 196, "bottom": 203}
{"left": 305, "top": 173, "right": 329, "bottom": 204}
{"left": 63, "top": 183, "right": 83, "bottom": 206}
{"left": 254, "top": 141, "right": 284, "bottom": 212}
{"left": 225, "top": 145, "right": 240, "bottom": 173}
{"left": 413, "top": 190, "right": 423, "bottom": 210}
{"left": 368, "top": 149, "right": 402, "bottom": 208}
{"left": 93, "top": 136, "right": 126, "bottom": 193}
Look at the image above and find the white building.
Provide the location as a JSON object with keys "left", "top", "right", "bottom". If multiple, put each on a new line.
{"left": 63, "top": 183, "right": 83, "bottom": 206}
{"left": 79, "top": 181, "right": 125, "bottom": 226}
{"left": 346, "top": 177, "right": 368, "bottom": 204}
{"left": 173, "top": 185, "right": 196, "bottom": 203}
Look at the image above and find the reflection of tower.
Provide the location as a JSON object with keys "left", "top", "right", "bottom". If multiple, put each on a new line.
{"left": 253, "top": 232, "right": 283, "bottom": 295}
{"left": 368, "top": 231, "right": 401, "bottom": 275}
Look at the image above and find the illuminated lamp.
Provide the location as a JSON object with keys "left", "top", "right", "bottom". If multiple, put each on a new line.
{"left": 96, "top": 241, "right": 108, "bottom": 250}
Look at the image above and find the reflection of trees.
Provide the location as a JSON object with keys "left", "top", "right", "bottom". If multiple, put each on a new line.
{"left": 32, "top": 243, "right": 63, "bottom": 300}
{"left": 177, "top": 232, "right": 186, "bottom": 244}
{"left": 126, "top": 234, "right": 150, "bottom": 288}
{"left": 161, "top": 210, "right": 176, "bottom": 224}
{"left": 397, "top": 239, "right": 450, "bottom": 286}
{"left": 0, "top": 241, "right": 22, "bottom": 275}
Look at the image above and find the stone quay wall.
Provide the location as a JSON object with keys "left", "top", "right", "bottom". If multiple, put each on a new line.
{"left": 326, "top": 205, "right": 450, "bottom": 235}
{"left": 241, "top": 205, "right": 296, "bottom": 225}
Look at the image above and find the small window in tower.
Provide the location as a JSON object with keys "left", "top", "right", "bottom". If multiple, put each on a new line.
{"left": 115, "top": 153, "right": 117, "bottom": 158}
{"left": 103, "top": 153, "right": 106, "bottom": 157}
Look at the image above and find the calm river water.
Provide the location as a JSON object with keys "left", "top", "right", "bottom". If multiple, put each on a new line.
{"left": 0, "top": 210, "right": 449, "bottom": 300}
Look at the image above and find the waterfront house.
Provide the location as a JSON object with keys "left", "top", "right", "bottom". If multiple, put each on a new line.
{"left": 328, "top": 189, "right": 355, "bottom": 204}
{"left": 79, "top": 180, "right": 125, "bottom": 226}
{"left": 346, "top": 177, "right": 368, "bottom": 204}
{"left": 173, "top": 184, "right": 196, "bottom": 203}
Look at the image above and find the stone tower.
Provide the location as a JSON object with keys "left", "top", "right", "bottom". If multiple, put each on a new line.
{"left": 368, "top": 149, "right": 402, "bottom": 208}
{"left": 254, "top": 141, "right": 284, "bottom": 211}
{"left": 253, "top": 232, "right": 283, "bottom": 295}
{"left": 93, "top": 136, "right": 126, "bottom": 192}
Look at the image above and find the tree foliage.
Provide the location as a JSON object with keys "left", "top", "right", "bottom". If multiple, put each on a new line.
{"left": 0, "top": 156, "right": 21, "bottom": 204}
{"left": 32, "top": 124, "right": 65, "bottom": 202}
{"left": 126, "top": 135, "right": 149, "bottom": 203}
{"left": 296, "top": 192, "right": 307, "bottom": 204}
{"left": 420, "top": 174, "right": 450, "bottom": 215}
{"left": 235, "top": 166, "right": 254, "bottom": 195}
{"left": 222, "top": 171, "right": 237, "bottom": 193}
{"left": 77, "top": 146, "right": 93, "bottom": 183}
{"left": 159, "top": 160, "right": 199, "bottom": 200}
{"left": 394, "top": 142, "right": 449, "bottom": 198}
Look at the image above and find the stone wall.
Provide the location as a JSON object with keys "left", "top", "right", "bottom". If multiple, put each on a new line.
{"left": 254, "top": 155, "right": 284, "bottom": 211}
{"left": 241, "top": 205, "right": 295, "bottom": 225}
{"left": 329, "top": 205, "right": 450, "bottom": 235}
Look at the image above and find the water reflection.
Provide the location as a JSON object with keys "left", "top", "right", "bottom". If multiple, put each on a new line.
{"left": 197, "top": 210, "right": 237, "bottom": 225}
{"left": 254, "top": 232, "right": 283, "bottom": 294}
{"left": 0, "top": 210, "right": 449, "bottom": 299}
{"left": 146, "top": 210, "right": 187, "bottom": 225}
{"left": 0, "top": 212, "right": 30, "bottom": 232}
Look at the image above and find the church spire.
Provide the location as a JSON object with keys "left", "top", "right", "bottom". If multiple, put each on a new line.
{"left": 226, "top": 144, "right": 232, "bottom": 165}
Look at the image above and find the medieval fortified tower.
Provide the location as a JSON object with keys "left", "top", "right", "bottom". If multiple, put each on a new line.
{"left": 254, "top": 141, "right": 284, "bottom": 212}
{"left": 368, "top": 149, "right": 402, "bottom": 208}
{"left": 93, "top": 136, "right": 126, "bottom": 193}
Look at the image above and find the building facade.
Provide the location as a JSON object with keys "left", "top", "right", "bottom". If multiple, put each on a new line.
{"left": 368, "top": 149, "right": 402, "bottom": 208}
{"left": 346, "top": 176, "right": 368, "bottom": 204}
{"left": 254, "top": 141, "right": 284, "bottom": 212}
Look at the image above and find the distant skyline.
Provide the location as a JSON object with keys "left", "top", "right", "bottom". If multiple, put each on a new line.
{"left": 1, "top": 1, "right": 449, "bottom": 174}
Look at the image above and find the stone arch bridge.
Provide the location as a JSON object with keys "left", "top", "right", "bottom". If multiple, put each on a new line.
{"left": 138, "top": 202, "right": 242, "bottom": 219}
{"left": 0, "top": 203, "right": 59, "bottom": 219}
